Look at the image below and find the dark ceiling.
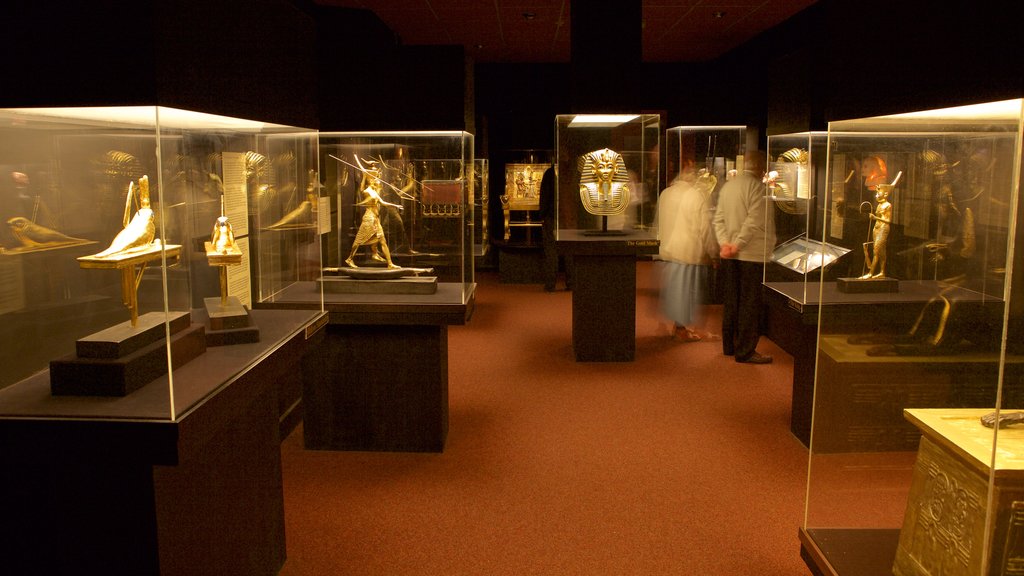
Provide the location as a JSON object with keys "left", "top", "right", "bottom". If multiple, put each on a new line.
{"left": 314, "top": 0, "right": 818, "bottom": 63}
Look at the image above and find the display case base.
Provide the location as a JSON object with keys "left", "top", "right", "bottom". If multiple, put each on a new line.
{"left": 800, "top": 527, "right": 900, "bottom": 576}
{"left": 304, "top": 323, "right": 448, "bottom": 452}
{"left": 557, "top": 230, "right": 659, "bottom": 362}
{"left": 50, "top": 324, "right": 207, "bottom": 396}
{"left": 837, "top": 277, "right": 899, "bottom": 293}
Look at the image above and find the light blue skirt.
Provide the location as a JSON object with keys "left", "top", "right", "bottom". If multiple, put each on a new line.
{"left": 660, "top": 262, "right": 708, "bottom": 326}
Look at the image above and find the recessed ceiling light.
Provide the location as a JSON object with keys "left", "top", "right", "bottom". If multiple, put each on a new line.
{"left": 712, "top": 11, "right": 726, "bottom": 19}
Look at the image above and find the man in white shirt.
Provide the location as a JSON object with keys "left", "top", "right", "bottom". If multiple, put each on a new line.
{"left": 713, "top": 151, "right": 774, "bottom": 363}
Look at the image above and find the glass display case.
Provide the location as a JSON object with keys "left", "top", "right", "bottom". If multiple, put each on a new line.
{"left": 317, "top": 131, "right": 474, "bottom": 305}
{"left": 472, "top": 158, "right": 489, "bottom": 257}
{"left": 800, "top": 99, "right": 1024, "bottom": 576}
{"left": 0, "top": 106, "right": 321, "bottom": 421}
{"left": 664, "top": 125, "right": 745, "bottom": 197}
{"left": 555, "top": 114, "right": 660, "bottom": 240}
{"left": 763, "top": 131, "right": 850, "bottom": 303}
{"left": 500, "top": 150, "right": 551, "bottom": 245}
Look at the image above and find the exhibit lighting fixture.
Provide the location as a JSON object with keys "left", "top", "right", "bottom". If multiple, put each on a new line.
{"left": 568, "top": 114, "right": 640, "bottom": 128}
{"left": 883, "top": 99, "right": 1021, "bottom": 122}
{"left": 5, "top": 106, "right": 278, "bottom": 130}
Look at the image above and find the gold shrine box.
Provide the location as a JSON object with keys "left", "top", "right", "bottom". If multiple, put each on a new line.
{"left": 896, "top": 409, "right": 1024, "bottom": 576}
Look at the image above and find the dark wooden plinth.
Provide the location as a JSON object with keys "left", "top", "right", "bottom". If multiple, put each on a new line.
{"left": 50, "top": 323, "right": 207, "bottom": 396}
{"left": 304, "top": 323, "right": 449, "bottom": 452}
{"left": 258, "top": 281, "right": 473, "bottom": 452}
{"left": 498, "top": 245, "right": 544, "bottom": 284}
{"left": 571, "top": 254, "right": 638, "bottom": 361}
{"left": 763, "top": 281, "right": 1003, "bottom": 448}
{"left": 75, "top": 310, "right": 192, "bottom": 358}
{"left": 557, "top": 230, "right": 658, "bottom": 362}
{"left": 205, "top": 296, "right": 251, "bottom": 330}
{"left": 0, "top": 309, "right": 322, "bottom": 576}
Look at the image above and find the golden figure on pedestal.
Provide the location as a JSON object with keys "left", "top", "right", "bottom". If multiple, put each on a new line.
{"left": 345, "top": 156, "right": 402, "bottom": 269}
{"left": 205, "top": 214, "right": 243, "bottom": 307}
{"left": 579, "top": 148, "right": 630, "bottom": 216}
{"left": 78, "top": 175, "right": 181, "bottom": 327}
{"left": 860, "top": 171, "right": 901, "bottom": 279}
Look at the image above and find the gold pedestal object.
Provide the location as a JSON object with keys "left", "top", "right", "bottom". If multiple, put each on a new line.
{"left": 896, "top": 409, "right": 1024, "bottom": 576}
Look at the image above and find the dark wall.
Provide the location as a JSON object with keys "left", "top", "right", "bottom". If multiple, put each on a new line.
{"left": 155, "top": 0, "right": 319, "bottom": 128}
{"left": 0, "top": 1, "right": 159, "bottom": 107}
{"left": 734, "top": 0, "right": 1023, "bottom": 134}
{"left": 313, "top": 7, "right": 467, "bottom": 132}
{"left": 0, "top": 0, "right": 318, "bottom": 128}
{"left": 819, "top": 0, "right": 1022, "bottom": 123}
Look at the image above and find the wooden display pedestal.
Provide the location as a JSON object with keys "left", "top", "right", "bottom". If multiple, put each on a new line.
{"left": 813, "top": 335, "right": 954, "bottom": 452}
{"left": 557, "top": 231, "right": 658, "bottom": 362}
{"left": 268, "top": 281, "right": 474, "bottom": 453}
{"left": 894, "top": 409, "right": 1024, "bottom": 576}
{"left": 763, "top": 280, "right": 1007, "bottom": 448}
{"left": 0, "top": 309, "right": 323, "bottom": 576}
{"left": 305, "top": 323, "right": 450, "bottom": 452}
{"left": 497, "top": 244, "right": 544, "bottom": 284}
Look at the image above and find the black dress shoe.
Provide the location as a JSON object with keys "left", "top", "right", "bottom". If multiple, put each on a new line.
{"left": 736, "top": 352, "right": 773, "bottom": 364}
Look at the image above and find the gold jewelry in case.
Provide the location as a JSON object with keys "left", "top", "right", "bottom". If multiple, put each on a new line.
{"left": 578, "top": 148, "right": 630, "bottom": 216}
{"left": 78, "top": 175, "right": 181, "bottom": 327}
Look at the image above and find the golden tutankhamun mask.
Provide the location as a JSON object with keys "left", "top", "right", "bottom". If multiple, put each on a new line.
{"left": 578, "top": 148, "right": 630, "bottom": 216}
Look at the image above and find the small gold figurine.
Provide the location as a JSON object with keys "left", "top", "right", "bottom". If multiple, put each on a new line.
{"left": 345, "top": 156, "right": 402, "bottom": 269}
{"left": 7, "top": 217, "right": 87, "bottom": 249}
{"left": 205, "top": 214, "right": 243, "bottom": 307}
{"left": 209, "top": 216, "right": 238, "bottom": 256}
{"left": 860, "top": 171, "right": 901, "bottom": 279}
{"left": 578, "top": 148, "right": 630, "bottom": 216}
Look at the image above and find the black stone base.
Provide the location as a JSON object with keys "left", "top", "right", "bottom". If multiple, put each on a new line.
{"left": 836, "top": 276, "right": 900, "bottom": 293}
{"left": 318, "top": 276, "right": 438, "bottom": 295}
{"left": 50, "top": 324, "right": 207, "bottom": 396}
{"left": 76, "top": 311, "right": 191, "bottom": 358}
{"left": 206, "top": 324, "right": 260, "bottom": 347}
{"left": 204, "top": 296, "right": 251, "bottom": 330}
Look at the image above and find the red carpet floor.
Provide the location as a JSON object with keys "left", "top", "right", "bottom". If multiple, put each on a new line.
{"left": 279, "top": 261, "right": 810, "bottom": 575}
